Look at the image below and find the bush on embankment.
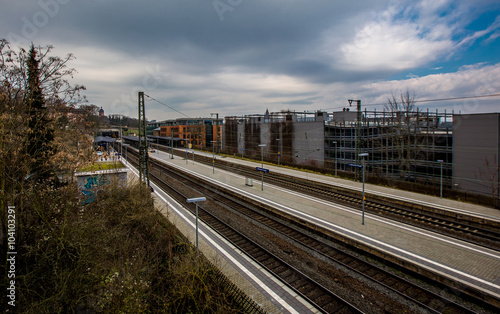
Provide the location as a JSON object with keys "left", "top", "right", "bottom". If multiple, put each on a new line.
{"left": 8, "top": 181, "right": 250, "bottom": 313}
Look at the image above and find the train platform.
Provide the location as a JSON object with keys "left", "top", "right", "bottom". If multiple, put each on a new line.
{"left": 122, "top": 158, "right": 316, "bottom": 313}
{"left": 145, "top": 148, "right": 500, "bottom": 305}
{"left": 191, "top": 149, "right": 500, "bottom": 221}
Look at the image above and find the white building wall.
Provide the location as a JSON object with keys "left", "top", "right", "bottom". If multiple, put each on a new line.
{"left": 293, "top": 121, "right": 325, "bottom": 167}
{"left": 453, "top": 113, "right": 500, "bottom": 197}
{"left": 237, "top": 123, "right": 245, "bottom": 154}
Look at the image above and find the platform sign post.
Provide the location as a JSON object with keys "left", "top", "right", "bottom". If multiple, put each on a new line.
{"left": 258, "top": 144, "right": 266, "bottom": 191}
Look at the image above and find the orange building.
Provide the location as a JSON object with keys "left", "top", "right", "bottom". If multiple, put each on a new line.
{"left": 158, "top": 118, "right": 222, "bottom": 149}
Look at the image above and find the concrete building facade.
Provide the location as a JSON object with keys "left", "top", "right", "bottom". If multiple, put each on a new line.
{"left": 223, "top": 109, "right": 489, "bottom": 196}
{"left": 453, "top": 113, "right": 500, "bottom": 198}
{"left": 224, "top": 111, "right": 326, "bottom": 167}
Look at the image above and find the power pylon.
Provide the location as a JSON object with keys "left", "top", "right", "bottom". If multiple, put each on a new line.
{"left": 138, "top": 91, "right": 150, "bottom": 187}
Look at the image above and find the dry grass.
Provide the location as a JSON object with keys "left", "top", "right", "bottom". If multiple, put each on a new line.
{"left": 12, "top": 181, "right": 253, "bottom": 313}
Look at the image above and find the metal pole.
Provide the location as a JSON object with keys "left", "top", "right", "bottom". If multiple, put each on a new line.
{"left": 217, "top": 113, "right": 220, "bottom": 155}
{"left": 335, "top": 143, "right": 337, "bottom": 178}
{"left": 240, "top": 133, "right": 243, "bottom": 159}
{"left": 212, "top": 141, "right": 215, "bottom": 174}
{"left": 358, "top": 152, "right": 368, "bottom": 225}
{"left": 211, "top": 113, "right": 220, "bottom": 155}
{"left": 186, "top": 197, "right": 206, "bottom": 269}
{"left": 362, "top": 157, "right": 365, "bottom": 225}
{"left": 333, "top": 141, "right": 337, "bottom": 178}
{"left": 195, "top": 204, "right": 199, "bottom": 252}
{"left": 170, "top": 129, "right": 174, "bottom": 159}
{"left": 277, "top": 138, "right": 280, "bottom": 167}
{"left": 438, "top": 160, "right": 443, "bottom": 199}
{"left": 120, "top": 118, "right": 123, "bottom": 158}
{"left": 261, "top": 146, "right": 264, "bottom": 191}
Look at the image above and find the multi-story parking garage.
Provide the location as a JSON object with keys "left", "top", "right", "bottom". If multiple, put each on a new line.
{"left": 222, "top": 110, "right": 499, "bottom": 202}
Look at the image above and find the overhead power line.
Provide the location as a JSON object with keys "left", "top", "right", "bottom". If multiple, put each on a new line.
{"left": 325, "top": 93, "right": 500, "bottom": 110}
{"left": 414, "top": 93, "right": 500, "bottom": 103}
{"left": 144, "top": 94, "right": 190, "bottom": 118}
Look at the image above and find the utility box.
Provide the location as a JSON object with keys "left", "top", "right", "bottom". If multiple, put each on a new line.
{"left": 245, "top": 178, "right": 253, "bottom": 186}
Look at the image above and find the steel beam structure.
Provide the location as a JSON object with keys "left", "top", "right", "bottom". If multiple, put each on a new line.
{"left": 138, "top": 91, "right": 150, "bottom": 187}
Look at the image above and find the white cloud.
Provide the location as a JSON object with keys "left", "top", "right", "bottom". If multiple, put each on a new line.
{"left": 340, "top": 21, "right": 453, "bottom": 70}
{"left": 334, "top": 2, "right": 456, "bottom": 71}
{"left": 361, "top": 62, "right": 500, "bottom": 113}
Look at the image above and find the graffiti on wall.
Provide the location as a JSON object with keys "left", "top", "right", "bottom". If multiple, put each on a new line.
{"left": 76, "top": 169, "right": 127, "bottom": 205}
{"left": 80, "top": 175, "right": 110, "bottom": 204}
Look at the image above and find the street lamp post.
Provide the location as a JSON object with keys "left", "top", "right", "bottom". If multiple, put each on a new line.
{"left": 332, "top": 141, "right": 337, "bottom": 178}
{"left": 438, "top": 159, "right": 444, "bottom": 199}
{"left": 359, "top": 153, "right": 369, "bottom": 225}
{"left": 258, "top": 144, "right": 266, "bottom": 191}
{"left": 186, "top": 197, "right": 207, "bottom": 257}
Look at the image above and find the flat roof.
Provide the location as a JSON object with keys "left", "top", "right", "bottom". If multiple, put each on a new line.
{"left": 123, "top": 135, "right": 188, "bottom": 142}
{"left": 147, "top": 135, "right": 188, "bottom": 141}
{"left": 95, "top": 136, "right": 116, "bottom": 143}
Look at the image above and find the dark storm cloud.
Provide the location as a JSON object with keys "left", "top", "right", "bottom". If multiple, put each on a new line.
{"left": 3, "top": 0, "right": 500, "bottom": 117}
{"left": 37, "top": 0, "right": 386, "bottom": 80}
{"left": 3, "top": 0, "right": 390, "bottom": 85}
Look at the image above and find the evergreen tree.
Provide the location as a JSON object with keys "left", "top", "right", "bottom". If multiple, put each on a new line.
{"left": 25, "top": 44, "right": 55, "bottom": 182}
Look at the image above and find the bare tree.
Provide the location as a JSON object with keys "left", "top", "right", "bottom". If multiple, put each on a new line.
{"left": 385, "top": 89, "right": 424, "bottom": 179}
{"left": 189, "top": 123, "right": 205, "bottom": 149}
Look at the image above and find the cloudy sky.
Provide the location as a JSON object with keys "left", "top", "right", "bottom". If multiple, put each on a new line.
{"left": 3, "top": 0, "right": 500, "bottom": 120}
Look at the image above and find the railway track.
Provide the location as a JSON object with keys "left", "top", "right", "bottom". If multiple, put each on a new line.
{"left": 126, "top": 151, "right": 361, "bottom": 313}
{"left": 160, "top": 146, "right": 500, "bottom": 251}
{"left": 126, "top": 147, "right": 495, "bottom": 313}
